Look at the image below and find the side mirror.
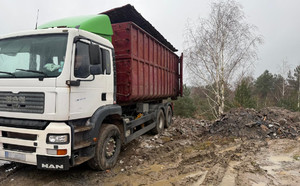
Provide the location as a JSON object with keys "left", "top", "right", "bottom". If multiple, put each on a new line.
{"left": 89, "top": 44, "right": 102, "bottom": 65}
{"left": 90, "top": 65, "right": 102, "bottom": 75}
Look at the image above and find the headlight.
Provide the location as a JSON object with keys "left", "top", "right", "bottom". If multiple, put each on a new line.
{"left": 47, "top": 134, "right": 69, "bottom": 144}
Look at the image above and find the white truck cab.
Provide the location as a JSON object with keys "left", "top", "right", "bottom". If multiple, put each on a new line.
{"left": 0, "top": 28, "right": 116, "bottom": 170}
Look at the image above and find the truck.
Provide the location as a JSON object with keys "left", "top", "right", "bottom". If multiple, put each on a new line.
{"left": 0, "top": 4, "right": 183, "bottom": 170}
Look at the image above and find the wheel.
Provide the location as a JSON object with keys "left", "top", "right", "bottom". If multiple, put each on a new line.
{"left": 151, "top": 109, "right": 165, "bottom": 134}
{"left": 165, "top": 105, "right": 173, "bottom": 128}
{"left": 88, "top": 124, "right": 121, "bottom": 170}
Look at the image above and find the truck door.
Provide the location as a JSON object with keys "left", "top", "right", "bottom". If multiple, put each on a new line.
{"left": 69, "top": 39, "right": 114, "bottom": 120}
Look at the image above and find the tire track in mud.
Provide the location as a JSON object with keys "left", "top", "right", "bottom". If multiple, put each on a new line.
{"left": 170, "top": 139, "right": 268, "bottom": 185}
{"left": 0, "top": 139, "right": 292, "bottom": 186}
{"left": 0, "top": 111, "right": 298, "bottom": 185}
{"left": 106, "top": 136, "right": 268, "bottom": 185}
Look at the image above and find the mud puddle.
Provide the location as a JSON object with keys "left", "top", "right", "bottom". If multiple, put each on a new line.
{"left": 255, "top": 139, "right": 300, "bottom": 186}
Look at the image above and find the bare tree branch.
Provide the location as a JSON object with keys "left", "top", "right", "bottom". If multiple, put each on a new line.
{"left": 185, "top": 0, "right": 262, "bottom": 117}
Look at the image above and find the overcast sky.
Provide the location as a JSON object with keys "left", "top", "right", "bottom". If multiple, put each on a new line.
{"left": 0, "top": 0, "right": 299, "bottom": 80}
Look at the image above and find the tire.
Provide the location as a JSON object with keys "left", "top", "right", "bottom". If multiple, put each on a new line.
{"left": 88, "top": 124, "right": 121, "bottom": 170}
{"left": 165, "top": 105, "right": 173, "bottom": 128}
{"left": 151, "top": 109, "right": 165, "bottom": 134}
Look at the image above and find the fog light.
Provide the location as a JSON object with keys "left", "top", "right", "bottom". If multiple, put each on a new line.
{"left": 47, "top": 134, "right": 69, "bottom": 144}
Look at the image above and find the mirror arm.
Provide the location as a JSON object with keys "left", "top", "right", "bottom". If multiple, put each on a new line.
{"left": 80, "top": 75, "right": 95, "bottom": 82}
{"left": 66, "top": 75, "right": 95, "bottom": 87}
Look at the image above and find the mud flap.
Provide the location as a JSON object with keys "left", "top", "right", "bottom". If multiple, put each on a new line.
{"left": 37, "top": 155, "right": 69, "bottom": 170}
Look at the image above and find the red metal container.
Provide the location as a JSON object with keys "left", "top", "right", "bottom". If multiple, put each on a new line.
{"left": 112, "top": 22, "right": 182, "bottom": 105}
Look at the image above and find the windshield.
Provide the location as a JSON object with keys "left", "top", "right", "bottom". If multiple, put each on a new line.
{"left": 0, "top": 34, "right": 68, "bottom": 78}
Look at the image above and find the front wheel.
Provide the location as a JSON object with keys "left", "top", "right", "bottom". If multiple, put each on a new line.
{"left": 88, "top": 124, "right": 121, "bottom": 170}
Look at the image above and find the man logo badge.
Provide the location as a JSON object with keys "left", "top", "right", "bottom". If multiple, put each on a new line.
{"left": 42, "top": 163, "right": 64, "bottom": 169}
{"left": 5, "top": 95, "right": 26, "bottom": 103}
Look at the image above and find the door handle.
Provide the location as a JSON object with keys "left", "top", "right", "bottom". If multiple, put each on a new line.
{"left": 102, "top": 93, "right": 106, "bottom": 101}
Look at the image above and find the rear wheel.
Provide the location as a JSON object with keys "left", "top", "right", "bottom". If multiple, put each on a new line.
{"left": 165, "top": 105, "right": 173, "bottom": 128}
{"left": 151, "top": 109, "right": 165, "bottom": 134}
{"left": 88, "top": 124, "right": 121, "bottom": 170}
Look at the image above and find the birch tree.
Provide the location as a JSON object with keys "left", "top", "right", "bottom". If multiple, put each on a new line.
{"left": 185, "top": 0, "right": 262, "bottom": 117}
{"left": 277, "top": 59, "right": 290, "bottom": 97}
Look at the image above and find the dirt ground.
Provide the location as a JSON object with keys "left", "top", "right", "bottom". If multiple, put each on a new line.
{"left": 1, "top": 107, "right": 300, "bottom": 186}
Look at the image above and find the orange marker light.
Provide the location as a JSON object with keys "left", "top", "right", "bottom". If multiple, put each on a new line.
{"left": 57, "top": 149, "right": 67, "bottom": 155}
{"left": 93, "top": 138, "right": 97, "bottom": 142}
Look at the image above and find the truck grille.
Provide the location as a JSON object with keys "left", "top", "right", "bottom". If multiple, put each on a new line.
{"left": 3, "top": 144, "right": 36, "bottom": 153}
{"left": 0, "top": 92, "right": 44, "bottom": 114}
{"left": 1, "top": 131, "right": 38, "bottom": 153}
{"left": 2, "top": 131, "right": 37, "bottom": 140}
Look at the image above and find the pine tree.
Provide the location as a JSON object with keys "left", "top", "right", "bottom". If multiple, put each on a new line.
{"left": 234, "top": 79, "right": 255, "bottom": 108}
{"left": 254, "top": 70, "right": 275, "bottom": 107}
{"left": 173, "top": 85, "right": 196, "bottom": 117}
{"left": 287, "top": 65, "right": 300, "bottom": 110}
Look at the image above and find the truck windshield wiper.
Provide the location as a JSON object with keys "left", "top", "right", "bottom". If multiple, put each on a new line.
{"left": 0, "top": 71, "right": 16, "bottom": 77}
{"left": 16, "top": 69, "right": 48, "bottom": 77}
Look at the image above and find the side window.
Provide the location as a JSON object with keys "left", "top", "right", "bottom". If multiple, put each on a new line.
{"left": 97, "top": 48, "right": 103, "bottom": 74}
{"left": 102, "top": 49, "right": 111, "bottom": 75}
{"left": 74, "top": 42, "right": 90, "bottom": 78}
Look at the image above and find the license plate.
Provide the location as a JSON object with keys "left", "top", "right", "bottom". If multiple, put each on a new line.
{"left": 5, "top": 151, "right": 26, "bottom": 161}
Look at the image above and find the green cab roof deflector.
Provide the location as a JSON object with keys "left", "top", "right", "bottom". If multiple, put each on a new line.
{"left": 38, "top": 15, "right": 113, "bottom": 42}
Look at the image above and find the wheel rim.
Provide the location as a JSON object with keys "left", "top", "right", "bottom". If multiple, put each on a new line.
{"left": 105, "top": 137, "right": 117, "bottom": 158}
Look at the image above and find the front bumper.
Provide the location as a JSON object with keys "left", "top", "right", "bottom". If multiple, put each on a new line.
{"left": 0, "top": 122, "right": 71, "bottom": 169}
